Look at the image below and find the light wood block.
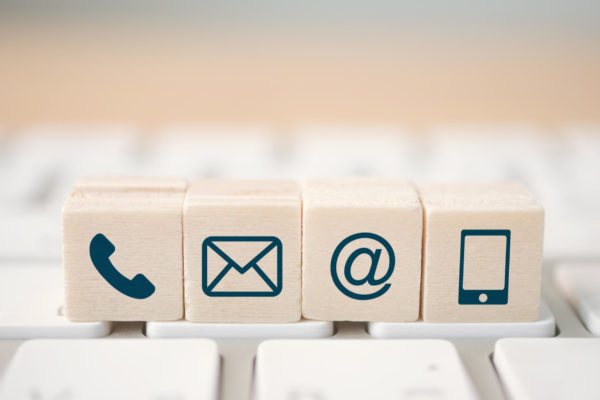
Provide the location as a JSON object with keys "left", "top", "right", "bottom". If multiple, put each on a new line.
{"left": 62, "top": 177, "right": 187, "bottom": 321}
{"left": 420, "top": 183, "right": 544, "bottom": 322}
{"left": 302, "top": 179, "right": 423, "bottom": 322}
{"left": 183, "top": 180, "right": 301, "bottom": 323}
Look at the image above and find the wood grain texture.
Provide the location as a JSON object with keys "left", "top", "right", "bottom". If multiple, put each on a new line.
{"left": 183, "top": 180, "right": 301, "bottom": 322}
{"left": 62, "top": 178, "right": 187, "bottom": 321}
{"left": 419, "top": 183, "right": 545, "bottom": 322}
{"left": 302, "top": 179, "right": 423, "bottom": 322}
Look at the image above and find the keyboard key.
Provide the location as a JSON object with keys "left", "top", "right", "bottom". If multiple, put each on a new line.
{"left": 425, "top": 125, "right": 549, "bottom": 183}
{"left": 291, "top": 125, "right": 407, "bottom": 177}
{"left": 254, "top": 339, "right": 479, "bottom": 400}
{"left": 0, "top": 264, "right": 111, "bottom": 339}
{"left": 550, "top": 126, "right": 600, "bottom": 257}
{"left": 0, "top": 339, "right": 219, "bottom": 400}
{"left": 146, "top": 319, "right": 333, "bottom": 338}
{"left": 368, "top": 300, "right": 555, "bottom": 338}
{"left": 494, "top": 338, "right": 600, "bottom": 400}
{"left": 149, "top": 125, "right": 276, "bottom": 178}
{"left": 0, "top": 211, "right": 62, "bottom": 260}
{"left": 554, "top": 263, "right": 600, "bottom": 335}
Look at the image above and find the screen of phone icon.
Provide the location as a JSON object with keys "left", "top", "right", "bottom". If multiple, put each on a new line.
{"left": 458, "top": 229, "right": 510, "bottom": 305}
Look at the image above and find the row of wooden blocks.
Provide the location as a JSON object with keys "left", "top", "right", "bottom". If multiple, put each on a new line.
{"left": 62, "top": 178, "right": 544, "bottom": 323}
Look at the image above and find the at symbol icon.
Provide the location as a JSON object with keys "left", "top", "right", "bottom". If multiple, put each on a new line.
{"left": 330, "top": 232, "right": 395, "bottom": 300}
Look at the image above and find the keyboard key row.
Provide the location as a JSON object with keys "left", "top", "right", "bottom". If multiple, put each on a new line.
{"left": 0, "top": 125, "right": 599, "bottom": 261}
{"left": 0, "top": 264, "right": 555, "bottom": 340}
{"left": 2, "top": 338, "right": 599, "bottom": 400}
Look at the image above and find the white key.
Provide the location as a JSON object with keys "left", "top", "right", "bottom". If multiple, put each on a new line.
{"left": 494, "top": 338, "right": 600, "bottom": 400}
{"left": 548, "top": 126, "right": 600, "bottom": 257}
{"left": 0, "top": 264, "right": 111, "bottom": 338}
{"left": 0, "top": 339, "right": 220, "bottom": 400}
{"left": 0, "top": 211, "right": 62, "bottom": 260}
{"left": 368, "top": 300, "right": 555, "bottom": 339}
{"left": 254, "top": 339, "right": 479, "bottom": 400}
{"left": 554, "top": 263, "right": 600, "bottom": 335}
{"left": 563, "top": 126, "right": 600, "bottom": 193}
{"left": 425, "top": 125, "right": 549, "bottom": 182}
{"left": 146, "top": 319, "right": 334, "bottom": 339}
{"left": 149, "top": 125, "right": 276, "bottom": 178}
{"left": 291, "top": 125, "right": 409, "bottom": 178}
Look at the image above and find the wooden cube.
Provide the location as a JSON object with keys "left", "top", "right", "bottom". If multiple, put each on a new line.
{"left": 420, "top": 183, "right": 544, "bottom": 322}
{"left": 302, "top": 179, "right": 423, "bottom": 322}
{"left": 183, "top": 180, "right": 301, "bottom": 323}
{"left": 62, "top": 177, "right": 187, "bottom": 321}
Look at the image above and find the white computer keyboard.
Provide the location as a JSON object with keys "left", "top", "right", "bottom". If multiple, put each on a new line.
{"left": 0, "top": 124, "right": 599, "bottom": 400}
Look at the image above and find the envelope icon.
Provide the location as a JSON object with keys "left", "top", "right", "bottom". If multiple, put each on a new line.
{"left": 201, "top": 236, "right": 283, "bottom": 297}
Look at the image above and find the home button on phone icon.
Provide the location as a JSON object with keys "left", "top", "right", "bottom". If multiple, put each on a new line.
{"left": 478, "top": 293, "right": 488, "bottom": 303}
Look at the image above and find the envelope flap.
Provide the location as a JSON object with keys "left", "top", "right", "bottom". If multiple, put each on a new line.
{"left": 206, "top": 237, "right": 278, "bottom": 273}
{"left": 213, "top": 263, "right": 276, "bottom": 293}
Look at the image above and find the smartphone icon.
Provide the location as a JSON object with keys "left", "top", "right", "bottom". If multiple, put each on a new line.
{"left": 458, "top": 229, "right": 510, "bottom": 305}
{"left": 89, "top": 233, "right": 155, "bottom": 299}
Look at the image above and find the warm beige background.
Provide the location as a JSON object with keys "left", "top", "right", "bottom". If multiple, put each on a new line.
{"left": 1, "top": 18, "right": 599, "bottom": 128}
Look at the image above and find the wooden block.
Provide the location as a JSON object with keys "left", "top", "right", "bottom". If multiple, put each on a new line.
{"left": 302, "top": 179, "right": 423, "bottom": 322}
{"left": 420, "top": 183, "right": 544, "bottom": 322}
{"left": 62, "top": 177, "right": 187, "bottom": 321}
{"left": 183, "top": 180, "right": 301, "bottom": 323}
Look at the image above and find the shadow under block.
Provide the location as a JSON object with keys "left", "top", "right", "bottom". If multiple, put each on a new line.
{"left": 419, "top": 183, "right": 544, "bottom": 322}
{"left": 301, "top": 179, "right": 423, "bottom": 322}
{"left": 62, "top": 178, "right": 187, "bottom": 322}
{"left": 183, "top": 180, "right": 302, "bottom": 323}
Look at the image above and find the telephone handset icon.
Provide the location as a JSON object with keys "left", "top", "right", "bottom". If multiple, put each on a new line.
{"left": 89, "top": 233, "right": 155, "bottom": 299}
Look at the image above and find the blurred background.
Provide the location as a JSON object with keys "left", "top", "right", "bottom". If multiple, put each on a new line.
{"left": 0, "top": 0, "right": 599, "bottom": 262}
{"left": 1, "top": 0, "right": 599, "bottom": 126}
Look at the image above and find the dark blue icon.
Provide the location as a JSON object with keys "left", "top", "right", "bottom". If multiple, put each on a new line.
{"left": 89, "top": 233, "right": 155, "bottom": 299}
{"left": 458, "top": 229, "right": 510, "bottom": 305}
{"left": 330, "top": 232, "right": 395, "bottom": 300}
{"left": 202, "top": 236, "right": 282, "bottom": 297}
